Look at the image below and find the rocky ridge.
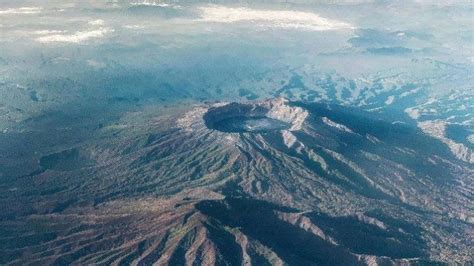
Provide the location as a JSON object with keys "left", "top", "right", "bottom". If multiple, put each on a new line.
{"left": 1, "top": 98, "right": 472, "bottom": 264}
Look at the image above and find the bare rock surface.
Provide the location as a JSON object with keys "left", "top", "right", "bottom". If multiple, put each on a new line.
{"left": 0, "top": 99, "right": 472, "bottom": 264}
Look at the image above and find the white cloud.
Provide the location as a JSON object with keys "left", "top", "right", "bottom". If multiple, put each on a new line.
{"left": 88, "top": 19, "right": 105, "bottom": 26}
{"left": 33, "top": 30, "right": 66, "bottom": 35}
{"left": 123, "top": 25, "right": 145, "bottom": 29}
{"left": 130, "top": 1, "right": 181, "bottom": 8}
{"left": 0, "top": 7, "right": 42, "bottom": 15}
{"left": 35, "top": 27, "right": 113, "bottom": 43}
{"left": 198, "top": 5, "right": 353, "bottom": 31}
{"left": 131, "top": 1, "right": 170, "bottom": 7}
{"left": 34, "top": 19, "right": 111, "bottom": 44}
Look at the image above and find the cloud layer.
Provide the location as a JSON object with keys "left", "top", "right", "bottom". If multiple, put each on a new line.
{"left": 35, "top": 27, "right": 113, "bottom": 43}
{"left": 0, "top": 7, "right": 42, "bottom": 15}
{"left": 131, "top": 1, "right": 172, "bottom": 7}
{"left": 198, "top": 5, "right": 353, "bottom": 31}
{"left": 130, "top": 1, "right": 181, "bottom": 8}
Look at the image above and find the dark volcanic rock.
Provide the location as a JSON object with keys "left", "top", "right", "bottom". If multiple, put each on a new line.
{"left": 0, "top": 98, "right": 472, "bottom": 264}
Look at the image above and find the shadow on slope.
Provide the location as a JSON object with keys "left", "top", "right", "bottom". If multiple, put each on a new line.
{"left": 197, "top": 197, "right": 430, "bottom": 265}
{"left": 196, "top": 198, "right": 348, "bottom": 265}
{"left": 306, "top": 212, "right": 427, "bottom": 259}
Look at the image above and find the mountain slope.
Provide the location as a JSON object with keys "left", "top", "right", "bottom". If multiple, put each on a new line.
{"left": 1, "top": 98, "right": 472, "bottom": 264}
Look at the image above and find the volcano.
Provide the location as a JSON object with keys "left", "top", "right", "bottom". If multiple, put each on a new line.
{"left": 1, "top": 98, "right": 472, "bottom": 264}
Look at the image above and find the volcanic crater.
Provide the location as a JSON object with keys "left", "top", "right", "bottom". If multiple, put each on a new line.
{"left": 203, "top": 98, "right": 308, "bottom": 133}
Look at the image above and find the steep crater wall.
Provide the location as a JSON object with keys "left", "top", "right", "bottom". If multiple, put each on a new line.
{"left": 203, "top": 98, "right": 308, "bottom": 133}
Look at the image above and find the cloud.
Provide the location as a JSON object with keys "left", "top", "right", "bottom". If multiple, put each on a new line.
{"left": 35, "top": 27, "right": 113, "bottom": 43}
{"left": 130, "top": 1, "right": 181, "bottom": 8}
{"left": 0, "top": 7, "right": 42, "bottom": 15}
{"left": 198, "top": 5, "right": 353, "bottom": 31}
{"left": 33, "top": 30, "right": 66, "bottom": 35}
{"left": 34, "top": 18, "right": 112, "bottom": 44}
{"left": 123, "top": 25, "right": 145, "bottom": 29}
{"left": 88, "top": 19, "right": 105, "bottom": 26}
{"left": 131, "top": 1, "right": 171, "bottom": 7}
